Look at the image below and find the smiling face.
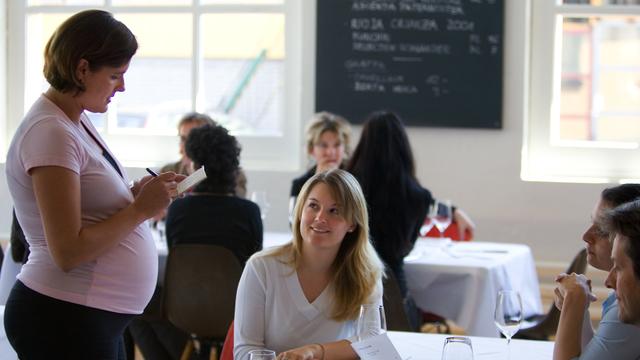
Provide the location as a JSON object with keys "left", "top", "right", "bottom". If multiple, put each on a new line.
{"left": 310, "top": 130, "right": 345, "bottom": 171}
{"left": 299, "top": 182, "right": 354, "bottom": 253}
{"left": 76, "top": 60, "right": 129, "bottom": 113}
{"left": 583, "top": 198, "right": 614, "bottom": 271}
{"left": 605, "top": 235, "right": 640, "bottom": 325}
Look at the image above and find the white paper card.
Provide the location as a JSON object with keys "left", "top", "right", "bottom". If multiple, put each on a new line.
{"left": 177, "top": 166, "right": 207, "bottom": 194}
{"left": 351, "top": 333, "right": 402, "bottom": 360}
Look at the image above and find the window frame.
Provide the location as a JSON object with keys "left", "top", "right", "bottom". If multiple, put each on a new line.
{"left": 5, "top": 0, "right": 304, "bottom": 171}
{"left": 525, "top": 1, "right": 640, "bottom": 183}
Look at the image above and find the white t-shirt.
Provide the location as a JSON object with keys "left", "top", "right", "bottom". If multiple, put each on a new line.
{"left": 5, "top": 95, "right": 157, "bottom": 314}
{"left": 234, "top": 249, "right": 383, "bottom": 360}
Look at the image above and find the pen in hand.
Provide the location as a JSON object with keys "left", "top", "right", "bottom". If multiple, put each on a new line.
{"left": 145, "top": 168, "right": 159, "bottom": 177}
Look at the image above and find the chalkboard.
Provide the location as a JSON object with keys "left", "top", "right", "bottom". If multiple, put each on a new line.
{"left": 316, "top": 0, "right": 504, "bottom": 129}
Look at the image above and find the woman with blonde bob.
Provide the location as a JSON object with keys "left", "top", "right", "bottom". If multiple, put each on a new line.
{"left": 235, "top": 169, "right": 384, "bottom": 360}
{"left": 290, "top": 112, "right": 352, "bottom": 199}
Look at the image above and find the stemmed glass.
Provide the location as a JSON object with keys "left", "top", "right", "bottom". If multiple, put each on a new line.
{"left": 430, "top": 199, "right": 452, "bottom": 238}
{"left": 249, "top": 349, "right": 276, "bottom": 360}
{"left": 494, "top": 290, "right": 523, "bottom": 359}
{"left": 441, "top": 336, "right": 474, "bottom": 360}
{"left": 251, "top": 191, "right": 270, "bottom": 221}
{"left": 356, "top": 304, "right": 387, "bottom": 342}
{"left": 419, "top": 216, "right": 434, "bottom": 237}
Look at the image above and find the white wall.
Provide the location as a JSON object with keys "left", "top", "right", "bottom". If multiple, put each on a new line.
{"left": 0, "top": 1, "right": 607, "bottom": 263}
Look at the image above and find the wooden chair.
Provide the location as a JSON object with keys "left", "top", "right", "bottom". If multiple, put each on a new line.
{"left": 514, "top": 248, "right": 588, "bottom": 341}
{"left": 163, "top": 244, "right": 242, "bottom": 360}
{"left": 383, "top": 271, "right": 417, "bottom": 332}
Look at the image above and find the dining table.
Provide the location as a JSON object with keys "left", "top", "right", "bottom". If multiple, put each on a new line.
{"left": 403, "top": 237, "right": 542, "bottom": 337}
{"left": 387, "top": 330, "right": 553, "bottom": 359}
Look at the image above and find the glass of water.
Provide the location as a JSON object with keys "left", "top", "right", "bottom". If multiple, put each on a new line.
{"left": 494, "top": 290, "right": 523, "bottom": 359}
{"left": 249, "top": 349, "right": 276, "bottom": 360}
{"left": 441, "top": 336, "right": 474, "bottom": 360}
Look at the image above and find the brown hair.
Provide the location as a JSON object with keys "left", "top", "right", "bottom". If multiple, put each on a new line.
{"left": 43, "top": 10, "right": 138, "bottom": 93}
{"left": 269, "top": 169, "right": 383, "bottom": 321}
{"left": 178, "top": 112, "right": 216, "bottom": 130}
{"left": 604, "top": 199, "right": 640, "bottom": 279}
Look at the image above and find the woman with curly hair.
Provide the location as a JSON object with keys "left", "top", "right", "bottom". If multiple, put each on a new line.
{"left": 131, "top": 124, "right": 263, "bottom": 360}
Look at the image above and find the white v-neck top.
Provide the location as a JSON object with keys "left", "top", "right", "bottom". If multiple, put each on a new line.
{"left": 234, "top": 249, "right": 382, "bottom": 360}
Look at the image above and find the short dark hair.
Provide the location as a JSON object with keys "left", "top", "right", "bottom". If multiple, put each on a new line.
{"left": 43, "top": 10, "right": 138, "bottom": 93}
{"left": 185, "top": 124, "right": 240, "bottom": 194}
{"left": 602, "top": 184, "right": 640, "bottom": 207}
{"left": 603, "top": 199, "right": 640, "bottom": 279}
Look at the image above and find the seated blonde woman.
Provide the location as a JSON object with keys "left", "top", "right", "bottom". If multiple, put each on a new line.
{"left": 234, "top": 169, "right": 384, "bottom": 360}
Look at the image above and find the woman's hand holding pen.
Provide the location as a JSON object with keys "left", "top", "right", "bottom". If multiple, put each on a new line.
{"left": 133, "top": 172, "right": 181, "bottom": 219}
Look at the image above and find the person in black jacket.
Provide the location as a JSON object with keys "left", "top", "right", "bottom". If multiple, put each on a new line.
{"left": 347, "top": 111, "right": 474, "bottom": 298}
{"left": 130, "top": 124, "right": 262, "bottom": 360}
{"left": 290, "top": 112, "right": 352, "bottom": 207}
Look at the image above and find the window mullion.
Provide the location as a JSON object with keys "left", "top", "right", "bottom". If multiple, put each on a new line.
{"left": 193, "top": 8, "right": 202, "bottom": 112}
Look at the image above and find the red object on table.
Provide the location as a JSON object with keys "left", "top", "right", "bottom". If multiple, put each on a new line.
{"left": 423, "top": 220, "right": 473, "bottom": 241}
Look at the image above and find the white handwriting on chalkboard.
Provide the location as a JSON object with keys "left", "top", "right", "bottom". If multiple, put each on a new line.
{"left": 447, "top": 19, "right": 474, "bottom": 31}
{"left": 392, "top": 85, "right": 418, "bottom": 94}
{"left": 354, "top": 82, "right": 386, "bottom": 92}
{"left": 344, "top": 59, "right": 387, "bottom": 72}
{"left": 352, "top": 31, "right": 391, "bottom": 42}
{"left": 353, "top": 42, "right": 397, "bottom": 52}
{"left": 425, "top": 74, "right": 450, "bottom": 97}
{"left": 354, "top": 73, "right": 404, "bottom": 84}
{"left": 390, "top": 18, "right": 438, "bottom": 31}
{"left": 351, "top": 18, "right": 385, "bottom": 30}
{"left": 398, "top": 1, "right": 464, "bottom": 16}
{"left": 352, "top": 1, "right": 398, "bottom": 12}
{"left": 398, "top": 43, "right": 450, "bottom": 55}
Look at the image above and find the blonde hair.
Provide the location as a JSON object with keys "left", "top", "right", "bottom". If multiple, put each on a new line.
{"left": 305, "top": 112, "right": 352, "bottom": 160}
{"left": 270, "top": 169, "right": 384, "bottom": 321}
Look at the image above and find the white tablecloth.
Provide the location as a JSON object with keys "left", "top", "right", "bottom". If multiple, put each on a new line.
{"left": 404, "top": 238, "right": 543, "bottom": 337}
{"left": 388, "top": 331, "right": 553, "bottom": 360}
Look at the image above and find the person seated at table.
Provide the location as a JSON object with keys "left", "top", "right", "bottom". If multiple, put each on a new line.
{"left": 235, "top": 169, "right": 384, "bottom": 360}
{"left": 346, "top": 111, "right": 474, "bottom": 300}
{"left": 290, "top": 112, "right": 352, "bottom": 202}
{"left": 553, "top": 184, "right": 640, "bottom": 360}
{"left": 130, "top": 123, "right": 262, "bottom": 360}
{"left": 161, "top": 112, "right": 247, "bottom": 197}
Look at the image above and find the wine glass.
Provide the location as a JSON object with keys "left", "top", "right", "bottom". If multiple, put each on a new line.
{"left": 430, "top": 199, "right": 452, "bottom": 238}
{"left": 419, "top": 215, "right": 434, "bottom": 237}
{"left": 248, "top": 349, "right": 276, "bottom": 360}
{"left": 494, "top": 290, "right": 523, "bottom": 359}
{"left": 441, "top": 336, "right": 474, "bottom": 360}
{"left": 251, "top": 191, "right": 270, "bottom": 221}
{"left": 356, "top": 304, "right": 386, "bottom": 342}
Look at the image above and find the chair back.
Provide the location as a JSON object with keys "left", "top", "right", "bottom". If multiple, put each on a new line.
{"left": 515, "top": 248, "right": 588, "bottom": 340}
{"left": 163, "top": 244, "right": 242, "bottom": 339}
{"left": 382, "top": 271, "right": 415, "bottom": 332}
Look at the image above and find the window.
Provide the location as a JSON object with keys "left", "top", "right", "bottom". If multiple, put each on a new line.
{"left": 6, "top": 0, "right": 303, "bottom": 170}
{"left": 525, "top": 0, "right": 640, "bottom": 182}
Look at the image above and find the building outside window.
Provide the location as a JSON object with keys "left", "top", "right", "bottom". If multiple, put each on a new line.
{"left": 526, "top": 0, "right": 640, "bottom": 182}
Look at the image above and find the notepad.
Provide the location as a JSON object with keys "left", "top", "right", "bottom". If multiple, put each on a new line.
{"left": 177, "top": 166, "right": 207, "bottom": 194}
{"left": 351, "top": 333, "right": 402, "bottom": 360}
